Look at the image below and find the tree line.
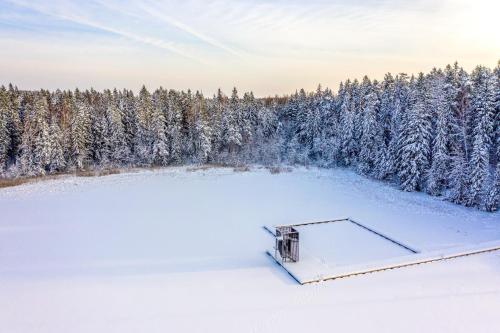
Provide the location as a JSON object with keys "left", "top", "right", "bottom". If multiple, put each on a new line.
{"left": 0, "top": 62, "right": 498, "bottom": 211}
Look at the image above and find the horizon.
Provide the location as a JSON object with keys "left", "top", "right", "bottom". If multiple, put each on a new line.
{"left": 3, "top": 59, "right": 498, "bottom": 98}
{"left": 1, "top": 0, "right": 499, "bottom": 97}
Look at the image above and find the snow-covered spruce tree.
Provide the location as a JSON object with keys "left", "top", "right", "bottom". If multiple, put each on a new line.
{"left": 161, "top": 89, "right": 183, "bottom": 164}
{"left": 484, "top": 62, "right": 500, "bottom": 211}
{"left": 176, "top": 90, "right": 190, "bottom": 163}
{"left": 352, "top": 79, "right": 364, "bottom": 165}
{"left": 427, "top": 71, "right": 452, "bottom": 196}
{"left": 69, "top": 95, "right": 91, "bottom": 170}
{"left": 468, "top": 122, "right": 490, "bottom": 207}
{"left": 88, "top": 91, "right": 108, "bottom": 167}
{"left": 120, "top": 89, "right": 139, "bottom": 162}
{"left": 0, "top": 85, "right": 22, "bottom": 172}
{"left": 287, "top": 89, "right": 310, "bottom": 164}
{"left": 221, "top": 88, "right": 242, "bottom": 164}
{"left": 293, "top": 90, "right": 313, "bottom": 163}
{"left": 277, "top": 91, "right": 297, "bottom": 163}
{"left": 389, "top": 74, "right": 411, "bottom": 177}
{"left": 176, "top": 89, "right": 195, "bottom": 162}
{"left": 135, "top": 86, "right": 155, "bottom": 166}
{"left": 50, "top": 91, "right": 68, "bottom": 169}
{"left": 485, "top": 110, "right": 499, "bottom": 211}
{"left": 466, "top": 66, "right": 495, "bottom": 208}
{"left": 255, "top": 103, "right": 279, "bottom": 164}
{"left": 339, "top": 80, "right": 356, "bottom": 166}
{"left": 397, "top": 74, "right": 432, "bottom": 192}
{"left": 373, "top": 73, "right": 395, "bottom": 180}
{"left": 7, "top": 85, "right": 22, "bottom": 161}
{"left": 104, "top": 90, "right": 131, "bottom": 166}
{"left": 48, "top": 121, "right": 65, "bottom": 173}
{"left": 448, "top": 152, "right": 471, "bottom": 205}
{"left": 150, "top": 104, "right": 169, "bottom": 166}
{"left": 192, "top": 92, "right": 212, "bottom": 163}
{"left": 358, "top": 79, "right": 381, "bottom": 176}
{"left": 447, "top": 64, "right": 472, "bottom": 205}
{"left": 0, "top": 87, "right": 11, "bottom": 173}
{"left": 208, "top": 89, "right": 225, "bottom": 163}
{"left": 239, "top": 92, "right": 257, "bottom": 162}
{"left": 315, "top": 87, "right": 337, "bottom": 166}
{"left": 17, "top": 95, "right": 51, "bottom": 176}
{"left": 307, "top": 85, "right": 328, "bottom": 163}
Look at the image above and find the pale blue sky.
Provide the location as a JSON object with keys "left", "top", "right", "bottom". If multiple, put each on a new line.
{"left": 0, "top": 0, "right": 498, "bottom": 96}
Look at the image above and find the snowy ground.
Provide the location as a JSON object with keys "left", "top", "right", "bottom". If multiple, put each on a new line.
{"left": 1, "top": 166, "right": 499, "bottom": 332}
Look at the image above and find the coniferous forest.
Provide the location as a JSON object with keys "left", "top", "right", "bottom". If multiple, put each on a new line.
{"left": 0, "top": 62, "right": 498, "bottom": 211}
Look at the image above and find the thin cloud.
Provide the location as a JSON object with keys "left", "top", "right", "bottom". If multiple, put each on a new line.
{"left": 6, "top": 0, "right": 205, "bottom": 64}
{"left": 138, "top": 3, "right": 244, "bottom": 59}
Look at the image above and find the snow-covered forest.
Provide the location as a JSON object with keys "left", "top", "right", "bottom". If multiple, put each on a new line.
{"left": 0, "top": 62, "right": 498, "bottom": 211}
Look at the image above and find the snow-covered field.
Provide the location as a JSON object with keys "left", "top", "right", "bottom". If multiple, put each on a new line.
{"left": 1, "top": 167, "right": 499, "bottom": 332}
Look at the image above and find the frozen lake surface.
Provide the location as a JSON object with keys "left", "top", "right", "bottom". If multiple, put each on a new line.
{"left": 0, "top": 166, "right": 499, "bottom": 332}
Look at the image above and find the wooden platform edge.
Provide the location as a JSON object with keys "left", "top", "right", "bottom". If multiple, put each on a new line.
{"left": 347, "top": 218, "right": 419, "bottom": 254}
{"left": 262, "top": 225, "right": 276, "bottom": 237}
{"left": 300, "top": 244, "right": 500, "bottom": 285}
{"left": 276, "top": 217, "right": 419, "bottom": 254}
{"left": 266, "top": 251, "right": 304, "bottom": 285}
{"left": 276, "top": 218, "right": 349, "bottom": 228}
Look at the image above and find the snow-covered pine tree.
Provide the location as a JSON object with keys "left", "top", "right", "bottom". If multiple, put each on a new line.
{"left": 287, "top": 89, "right": 309, "bottom": 164}
{"left": 165, "top": 90, "right": 183, "bottom": 164}
{"left": 373, "top": 74, "right": 395, "bottom": 180}
{"left": 119, "top": 89, "right": 139, "bottom": 162}
{"left": 484, "top": 62, "right": 500, "bottom": 211}
{"left": 294, "top": 90, "right": 313, "bottom": 163}
{"left": 255, "top": 102, "right": 279, "bottom": 164}
{"left": 48, "top": 121, "right": 65, "bottom": 173}
{"left": 150, "top": 104, "right": 169, "bottom": 166}
{"left": 277, "top": 91, "right": 297, "bottom": 162}
{"left": 397, "top": 74, "right": 432, "bottom": 191}
{"left": 88, "top": 91, "right": 108, "bottom": 166}
{"left": 177, "top": 89, "right": 195, "bottom": 161}
{"left": 468, "top": 121, "right": 490, "bottom": 207}
{"left": 447, "top": 64, "right": 471, "bottom": 205}
{"left": 427, "top": 71, "right": 452, "bottom": 196}
{"left": 358, "top": 80, "right": 381, "bottom": 176}
{"left": 207, "top": 89, "right": 225, "bottom": 163}
{"left": 17, "top": 95, "right": 51, "bottom": 176}
{"left": 6, "top": 84, "right": 22, "bottom": 165}
{"left": 389, "top": 74, "right": 411, "bottom": 177}
{"left": 307, "top": 85, "right": 327, "bottom": 162}
{"left": 192, "top": 92, "right": 212, "bottom": 163}
{"left": 69, "top": 95, "right": 91, "bottom": 170}
{"left": 339, "top": 80, "right": 356, "bottom": 166}
{"left": 135, "top": 86, "right": 155, "bottom": 166}
{"left": 239, "top": 92, "right": 256, "bottom": 162}
{"left": 103, "top": 90, "right": 130, "bottom": 166}
{"left": 315, "top": 87, "right": 337, "bottom": 166}
{"left": 0, "top": 87, "right": 11, "bottom": 173}
{"left": 351, "top": 79, "right": 364, "bottom": 165}
{"left": 466, "top": 66, "right": 495, "bottom": 208}
{"left": 221, "top": 88, "right": 242, "bottom": 164}
{"left": 485, "top": 107, "right": 499, "bottom": 211}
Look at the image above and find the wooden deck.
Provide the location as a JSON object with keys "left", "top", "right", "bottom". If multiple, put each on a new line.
{"left": 267, "top": 242, "right": 500, "bottom": 284}
{"left": 264, "top": 218, "right": 500, "bottom": 285}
